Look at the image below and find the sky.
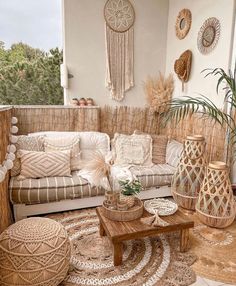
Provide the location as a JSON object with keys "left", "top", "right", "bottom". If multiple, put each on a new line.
{"left": 0, "top": 0, "right": 62, "bottom": 51}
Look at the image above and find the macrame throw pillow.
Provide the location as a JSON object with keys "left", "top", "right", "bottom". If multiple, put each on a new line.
{"left": 17, "top": 150, "right": 71, "bottom": 180}
{"left": 11, "top": 135, "right": 45, "bottom": 177}
{"left": 134, "top": 130, "right": 168, "bottom": 164}
{"left": 112, "top": 133, "right": 153, "bottom": 166}
{"left": 44, "top": 136, "right": 80, "bottom": 171}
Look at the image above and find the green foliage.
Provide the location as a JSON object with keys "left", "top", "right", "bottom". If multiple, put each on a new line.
{"left": 0, "top": 42, "right": 63, "bottom": 105}
{"left": 119, "top": 179, "right": 143, "bottom": 196}
{"left": 161, "top": 65, "right": 236, "bottom": 156}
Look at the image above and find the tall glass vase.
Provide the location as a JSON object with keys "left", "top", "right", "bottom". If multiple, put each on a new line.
{"left": 171, "top": 135, "right": 207, "bottom": 210}
{"left": 196, "top": 161, "right": 235, "bottom": 228}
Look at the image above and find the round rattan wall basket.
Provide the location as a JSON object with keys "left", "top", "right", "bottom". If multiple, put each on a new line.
{"left": 171, "top": 135, "right": 207, "bottom": 210}
{"left": 196, "top": 161, "right": 236, "bottom": 228}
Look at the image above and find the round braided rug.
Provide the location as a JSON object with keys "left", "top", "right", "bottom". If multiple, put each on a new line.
{"left": 47, "top": 209, "right": 196, "bottom": 286}
{"left": 189, "top": 213, "right": 236, "bottom": 285}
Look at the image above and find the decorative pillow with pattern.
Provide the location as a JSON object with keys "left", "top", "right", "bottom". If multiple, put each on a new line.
{"left": 44, "top": 136, "right": 80, "bottom": 171}
{"left": 17, "top": 150, "right": 71, "bottom": 180}
{"left": 112, "top": 133, "right": 153, "bottom": 166}
{"left": 11, "top": 135, "right": 45, "bottom": 177}
{"left": 166, "top": 139, "right": 183, "bottom": 167}
{"left": 134, "top": 130, "right": 168, "bottom": 164}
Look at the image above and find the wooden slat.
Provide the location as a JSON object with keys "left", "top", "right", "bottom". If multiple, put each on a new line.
{"left": 0, "top": 107, "right": 13, "bottom": 233}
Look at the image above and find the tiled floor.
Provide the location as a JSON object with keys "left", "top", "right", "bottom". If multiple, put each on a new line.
{"left": 191, "top": 276, "right": 236, "bottom": 286}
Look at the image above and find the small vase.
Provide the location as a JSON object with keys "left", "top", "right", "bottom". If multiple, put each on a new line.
{"left": 104, "top": 190, "right": 119, "bottom": 209}
{"left": 120, "top": 193, "right": 136, "bottom": 209}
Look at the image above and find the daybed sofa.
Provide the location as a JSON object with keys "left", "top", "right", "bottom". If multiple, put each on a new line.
{"left": 9, "top": 131, "right": 183, "bottom": 221}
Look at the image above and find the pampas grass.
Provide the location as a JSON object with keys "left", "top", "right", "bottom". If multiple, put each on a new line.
{"left": 144, "top": 72, "right": 174, "bottom": 113}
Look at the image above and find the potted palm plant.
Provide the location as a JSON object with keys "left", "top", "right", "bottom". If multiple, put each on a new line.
{"left": 162, "top": 65, "right": 236, "bottom": 173}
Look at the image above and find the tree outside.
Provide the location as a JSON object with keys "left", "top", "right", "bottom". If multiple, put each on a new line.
{"left": 0, "top": 42, "right": 63, "bottom": 105}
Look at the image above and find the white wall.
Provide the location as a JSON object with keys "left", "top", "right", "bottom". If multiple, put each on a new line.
{"left": 63, "top": 0, "right": 169, "bottom": 107}
{"left": 166, "top": 0, "right": 235, "bottom": 108}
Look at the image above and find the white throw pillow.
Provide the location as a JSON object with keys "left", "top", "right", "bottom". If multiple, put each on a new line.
{"left": 166, "top": 140, "right": 183, "bottom": 167}
{"left": 112, "top": 133, "right": 153, "bottom": 166}
{"left": 44, "top": 136, "right": 80, "bottom": 171}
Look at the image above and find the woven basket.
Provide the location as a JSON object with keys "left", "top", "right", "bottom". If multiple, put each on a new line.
{"left": 172, "top": 135, "right": 207, "bottom": 210}
{"left": 196, "top": 161, "right": 236, "bottom": 228}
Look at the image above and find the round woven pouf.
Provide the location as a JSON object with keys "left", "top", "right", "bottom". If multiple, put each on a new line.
{"left": 0, "top": 217, "right": 71, "bottom": 286}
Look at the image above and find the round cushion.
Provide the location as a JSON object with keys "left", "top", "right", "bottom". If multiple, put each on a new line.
{"left": 0, "top": 217, "right": 71, "bottom": 286}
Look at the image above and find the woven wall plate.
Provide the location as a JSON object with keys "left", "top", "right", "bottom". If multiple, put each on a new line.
{"left": 175, "top": 9, "right": 192, "bottom": 39}
{"left": 144, "top": 199, "right": 178, "bottom": 216}
{"left": 197, "top": 17, "right": 220, "bottom": 54}
{"left": 104, "top": 0, "right": 135, "bottom": 33}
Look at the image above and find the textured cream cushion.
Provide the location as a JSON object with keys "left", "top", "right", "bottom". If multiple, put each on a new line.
{"left": 17, "top": 150, "right": 71, "bottom": 180}
{"left": 11, "top": 135, "right": 45, "bottom": 177}
{"left": 112, "top": 133, "right": 153, "bottom": 166}
{"left": 30, "top": 131, "right": 110, "bottom": 168}
{"left": 134, "top": 130, "right": 168, "bottom": 164}
{"left": 166, "top": 140, "right": 183, "bottom": 167}
{"left": 44, "top": 136, "right": 80, "bottom": 170}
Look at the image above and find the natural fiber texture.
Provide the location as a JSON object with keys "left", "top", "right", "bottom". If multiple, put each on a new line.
{"left": 144, "top": 73, "right": 174, "bottom": 113}
{"left": 196, "top": 161, "right": 235, "bottom": 228}
{"left": 47, "top": 209, "right": 197, "bottom": 286}
{"left": 17, "top": 150, "right": 71, "bottom": 180}
{"left": 175, "top": 9, "right": 192, "bottom": 39}
{"left": 13, "top": 106, "right": 100, "bottom": 135}
{"left": 174, "top": 50, "right": 192, "bottom": 84}
{"left": 0, "top": 217, "right": 71, "bottom": 286}
{"left": 105, "top": 0, "right": 134, "bottom": 101}
{"left": 172, "top": 136, "right": 207, "bottom": 210}
{"left": 189, "top": 212, "right": 236, "bottom": 284}
{"left": 0, "top": 107, "right": 13, "bottom": 233}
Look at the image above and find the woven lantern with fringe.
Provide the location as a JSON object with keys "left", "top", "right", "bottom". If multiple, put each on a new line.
{"left": 171, "top": 135, "right": 207, "bottom": 210}
{"left": 174, "top": 49, "right": 192, "bottom": 91}
{"left": 196, "top": 161, "right": 235, "bottom": 228}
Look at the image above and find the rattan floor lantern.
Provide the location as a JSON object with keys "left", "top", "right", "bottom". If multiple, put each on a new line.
{"left": 171, "top": 135, "right": 207, "bottom": 210}
{"left": 196, "top": 161, "right": 235, "bottom": 228}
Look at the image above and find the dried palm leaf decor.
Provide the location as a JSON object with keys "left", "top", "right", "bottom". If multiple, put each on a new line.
{"left": 144, "top": 73, "right": 174, "bottom": 113}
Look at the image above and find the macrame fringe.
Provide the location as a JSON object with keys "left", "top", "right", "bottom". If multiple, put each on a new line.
{"left": 141, "top": 213, "right": 169, "bottom": 227}
{"left": 105, "top": 24, "right": 134, "bottom": 101}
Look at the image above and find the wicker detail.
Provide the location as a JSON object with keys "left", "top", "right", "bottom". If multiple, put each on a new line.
{"left": 0, "top": 217, "right": 71, "bottom": 286}
{"left": 175, "top": 9, "right": 192, "bottom": 40}
{"left": 120, "top": 193, "right": 136, "bottom": 208}
{"left": 171, "top": 135, "right": 207, "bottom": 210}
{"left": 174, "top": 50, "right": 192, "bottom": 83}
{"left": 196, "top": 161, "right": 236, "bottom": 228}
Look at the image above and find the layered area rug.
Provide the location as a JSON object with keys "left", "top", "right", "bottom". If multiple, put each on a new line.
{"left": 189, "top": 213, "right": 236, "bottom": 285}
{"left": 47, "top": 209, "right": 196, "bottom": 286}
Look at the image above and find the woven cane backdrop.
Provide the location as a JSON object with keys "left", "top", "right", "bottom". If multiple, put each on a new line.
{"left": 13, "top": 106, "right": 100, "bottom": 135}
{"left": 0, "top": 107, "right": 13, "bottom": 233}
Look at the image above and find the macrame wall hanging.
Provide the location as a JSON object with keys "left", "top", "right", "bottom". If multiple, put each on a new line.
{"left": 104, "top": 0, "right": 135, "bottom": 101}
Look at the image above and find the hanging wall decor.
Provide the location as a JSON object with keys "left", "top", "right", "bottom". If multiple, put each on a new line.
{"left": 174, "top": 49, "right": 192, "bottom": 91}
{"left": 197, "top": 17, "right": 220, "bottom": 54}
{"left": 104, "top": 0, "right": 135, "bottom": 101}
{"left": 175, "top": 9, "right": 192, "bottom": 39}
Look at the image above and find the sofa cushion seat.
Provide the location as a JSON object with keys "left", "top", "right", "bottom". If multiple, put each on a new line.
{"left": 129, "top": 164, "right": 176, "bottom": 189}
{"left": 10, "top": 172, "right": 105, "bottom": 205}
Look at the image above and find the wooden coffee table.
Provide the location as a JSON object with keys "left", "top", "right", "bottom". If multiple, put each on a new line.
{"left": 96, "top": 207, "right": 194, "bottom": 266}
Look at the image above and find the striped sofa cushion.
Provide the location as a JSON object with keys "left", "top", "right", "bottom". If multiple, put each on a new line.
{"left": 10, "top": 172, "right": 105, "bottom": 205}
{"left": 129, "top": 164, "right": 176, "bottom": 189}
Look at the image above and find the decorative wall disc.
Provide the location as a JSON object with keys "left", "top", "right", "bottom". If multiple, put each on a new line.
{"left": 175, "top": 9, "right": 192, "bottom": 39}
{"left": 197, "top": 17, "right": 220, "bottom": 54}
{"left": 104, "top": 0, "right": 135, "bottom": 33}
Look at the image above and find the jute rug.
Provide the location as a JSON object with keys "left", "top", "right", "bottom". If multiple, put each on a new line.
{"left": 47, "top": 209, "right": 197, "bottom": 286}
{"left": 189, "top": 213, "right": 236, "bottom": 285}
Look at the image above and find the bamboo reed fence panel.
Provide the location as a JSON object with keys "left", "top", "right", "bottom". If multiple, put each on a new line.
{"left": 0, "top": 107, "right": 13, "bottom": 233}
{"left": 13, "top": 106, "right": 100, "bottom": 135}
{"left": 101, "top": 106, "right": 160, "bottom": 138}
{"left": 159, "top": 113, "right": 226, "bottom": 162}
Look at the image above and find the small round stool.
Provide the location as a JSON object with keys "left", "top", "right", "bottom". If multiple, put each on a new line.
{"left": 0, "top": 217, "right": 71, "bottom": 286}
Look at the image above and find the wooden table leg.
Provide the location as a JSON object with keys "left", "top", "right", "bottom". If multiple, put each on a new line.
{"left": 180, "top": 228, "right": 190, "bottom": 252}
{"left": 99, "top": 222, "right": 106, "bottom": 237}
{"left": 113, "top": 242, "right": 123, "bottom": 266}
